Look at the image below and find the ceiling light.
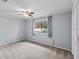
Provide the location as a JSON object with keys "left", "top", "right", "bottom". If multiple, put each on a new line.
{"left": 24, "top": 14, "right": 28, "bottom": 17}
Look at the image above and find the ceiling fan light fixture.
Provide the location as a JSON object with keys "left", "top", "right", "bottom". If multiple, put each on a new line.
{"left": 24, "top": 14, "right": 28, "bottom": 17}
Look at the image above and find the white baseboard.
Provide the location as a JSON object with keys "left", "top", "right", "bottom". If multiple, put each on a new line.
{"left": 0, "top": 39, "right": 23, "bottom": 46}
{"left": 53, "top": 45, "right": 71, "bottom": 51}
{"left": 26, "top": 39, "right": 71, "bottom": 51}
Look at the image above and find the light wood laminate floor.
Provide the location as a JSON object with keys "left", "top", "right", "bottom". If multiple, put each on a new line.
{"left": 0, "top": 41, "right": 73, "bottom": 59}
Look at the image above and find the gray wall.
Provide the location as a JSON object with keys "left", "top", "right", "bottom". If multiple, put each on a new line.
{"left": 53, "top": 12, "right": 71, "bottom": 50}
{"left": 25, "top": 12, "right": 72, "bottom": 50}
{"left": 0, "top": 16, "right": 25, "bottom": 45}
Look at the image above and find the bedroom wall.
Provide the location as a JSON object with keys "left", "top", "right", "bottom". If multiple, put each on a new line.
{"left": 25, "top": 12, "right": 72, "bottom": 50}
{"left": 53, "top": 12, "right": 71, "bottom": 50}
{"left": 0, "top": 16, "right": 25, "bottom": 45}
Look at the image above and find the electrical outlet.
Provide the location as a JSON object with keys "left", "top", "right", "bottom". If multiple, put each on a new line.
{"left": 50, "top": 39, "right": 55, "bottom": 46}
{"left": 53, "top": 40, "right": 55, "bottom": 45}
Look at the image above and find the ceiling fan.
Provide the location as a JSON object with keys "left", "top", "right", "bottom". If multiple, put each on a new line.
{"left": 17, "top": 10, "right": 34, "bottom": 17}
{"left": 0, "top": 9, "right": 39, "bottom": 17}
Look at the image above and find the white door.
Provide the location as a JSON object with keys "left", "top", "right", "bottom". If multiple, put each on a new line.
{"left": 72, "top": 0, "right": 79, "bottom": 59}
{"left": 76, "top": 0, "right": 79, "bottom": 59}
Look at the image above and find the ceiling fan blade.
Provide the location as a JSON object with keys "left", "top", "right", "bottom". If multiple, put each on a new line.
{"left": 20, "top": 11, "right": 26, "bottom": 13}
{"left": 29, "top": 12, "right": 34, "bottom": 14}
{"left": 28, "top": 14, "right": 33, "bottom": 17}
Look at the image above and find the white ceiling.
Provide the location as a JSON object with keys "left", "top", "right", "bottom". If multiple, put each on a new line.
{"left": 0, "top": 0, "right": 73, "bottom": 19}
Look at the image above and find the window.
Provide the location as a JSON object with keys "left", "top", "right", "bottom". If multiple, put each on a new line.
{"left": 32, "top": 16, "right": 52, "bottom": 37}
{"left": 33, "top": 20, "right": 48, "bottom": 33}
